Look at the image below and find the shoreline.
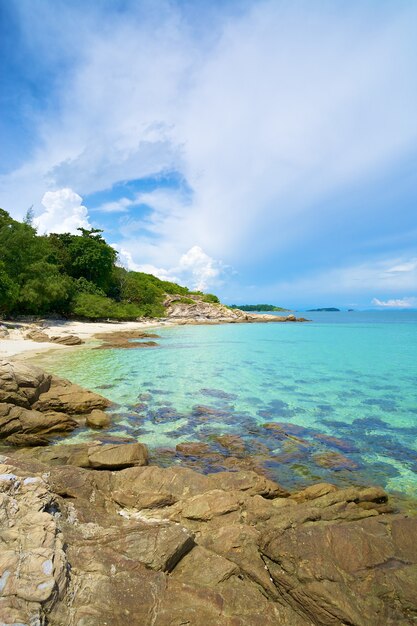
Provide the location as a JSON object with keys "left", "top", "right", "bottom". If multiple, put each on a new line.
{"left": 0, "top": 311, "right": 307, "bottom": 360}
{"left": 0, "top": 318, "right": 169, "bottom": 360}
{"left": 1, "top": 354, "right": 416, "bottom": 623}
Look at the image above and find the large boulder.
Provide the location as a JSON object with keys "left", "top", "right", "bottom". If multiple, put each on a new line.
{"left": 0, "top": 403, "right": 77, "bottom": 445}
{"left": 0, "top": 360, "right": 112, "bottom": 445}
{"left": 14, "top": 442, "right": 149, "bottom": 470}
{"left": 0, "top": 360, "right": 51, "bottom": 408}
{"left": 33, "top": 377, "right": 111, "bottom": 414}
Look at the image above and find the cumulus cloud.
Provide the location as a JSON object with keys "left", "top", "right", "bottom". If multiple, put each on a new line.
{"left": 177, "top": 246, "right": 224, "bottom": 291}
{"left": 372, "top": 297, "right": 417, "bottom": 308}
{"left": 34, "top": 188, "right": 92, "bottom": 234}
{"left": 1, "top": 1, "right": 417, "bottom": 302}
{"left": 112, "top": 242, "right": 224, "bottom": 292}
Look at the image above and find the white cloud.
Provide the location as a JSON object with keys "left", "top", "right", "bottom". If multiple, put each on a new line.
{"left": 1, "top": 1, "right": 417, "bottom": 293}
{"left": 34, "top": 188, "right": 92, "bottom": 234}
{"left": 372, "top": 297, "right": 417, "bottom": 308}
{"left": 259, "top": 254, "right": 417, "bottom": 304}
{"left": 112, "top": 242, "right": 223, "bottom": 291}
{"left": 177, "top": 246, "right": 223, "bottom": 291}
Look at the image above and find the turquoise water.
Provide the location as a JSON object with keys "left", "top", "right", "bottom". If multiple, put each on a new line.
{"left": 37, "top": 311, "right": 417, "bottom": 496}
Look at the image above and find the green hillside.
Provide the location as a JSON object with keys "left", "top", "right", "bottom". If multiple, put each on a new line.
{"left": 0, "top": 209, "right": 218, "bottom": 320}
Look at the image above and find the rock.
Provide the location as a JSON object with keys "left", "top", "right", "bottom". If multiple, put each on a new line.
{"left": 0, "top": 361, "right": 114, "bottom": 444}
{"left": 87, "top": 442, "right": 148, "bottom": 469}
{"left": 0, "top": 467, "right": 67, "bottom": 624}
{"left": 176, "top": 441, "right": 211, "bottom": 456}
{"left": 208, "top": 469, "right": 289, "bottom": 498}
{"left": 33, "top": 376, "right": 111, "bottom": 414}
{"left": 313, "top": 451, "right": 359, "bottom": 470}
{"left": 290, "top": 482, "right": 338, "bottom": 502}
{"left": 13, "top": 442, "right": 149, "bottom": 470}
{"left": 24, "top": 329, "right": 51, "bottom": 342}
{"left": 171, "top": 545, "right": 238, "bottom": 586}
{"left": 86, "top": 409, "right": 111, "bottom": 428}
{"left": 0, "top": 360, "right": 51, "bottom": 408}
{"left": 50, "top": 334, "right": 84, "bottom": 345}
{"left": 261, "top": 514, "right": 417, "bottom": 625}
{"left": 0, "top": 453, "right": 415, "bottom": 626}
{"left": 215, "top": 434, "right": 246, "bottom": 454}
{"left": 0, "top": 403, "right": 78, "bottom": 445}
{"left": 314, "top": 433, "right": 358, "bottom": 452}
{"left": 179, "top": 489, "right": 242, "bottom": 521}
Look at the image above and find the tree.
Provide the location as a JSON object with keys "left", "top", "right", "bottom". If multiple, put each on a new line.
{"left": 47, "top": 229, "right": 117, "bottom": 291}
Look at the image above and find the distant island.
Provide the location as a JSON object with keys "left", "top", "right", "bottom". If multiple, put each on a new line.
{"left": 307, "top": 307, "right": 340, "bottom": 312}
{"left": 230, "top": 304, "right": 290, "bottom": 311}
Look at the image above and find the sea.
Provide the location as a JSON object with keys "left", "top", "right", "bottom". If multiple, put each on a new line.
{"left": 36, "top": 310, "right": 417, "bottom": 498}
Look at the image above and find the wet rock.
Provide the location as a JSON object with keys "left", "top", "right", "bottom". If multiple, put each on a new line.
{"left": 313, "top": 451, "right": 360, "bottom": 471}
{"left": 86, "top": 409, "right": 111, "bottom": 428}
{"left": 215, "top": 434, "right": 246, "bottom": 455}
{"left": 94, "top": 330, "right": 160, "bottom": 349}
{"left": 176, "top": 441, "right": 211, "bottom": 456}
{"left": 314, "top": 432, "right": 358, "bottom": 452}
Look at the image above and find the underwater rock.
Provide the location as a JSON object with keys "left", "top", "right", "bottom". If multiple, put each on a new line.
{"left": 313, "top": 451, "right": 360, "bottom": 471}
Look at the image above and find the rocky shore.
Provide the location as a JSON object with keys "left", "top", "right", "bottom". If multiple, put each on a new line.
{"left": 0, "top": 360, "right": 416, "bottom": 625}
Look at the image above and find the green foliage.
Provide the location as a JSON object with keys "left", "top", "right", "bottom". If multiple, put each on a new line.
{"left": 17, "top": 263, "right": 74, "bottom": 314}
{"left": 178, "top": 296, "right": 195, "bottom": 304}
{"left": 0, "top": 208, "right": 220, "bottom": 319}
{"left": 73, "top": 277, "right": 106, "bottom": 297}
{"left": 0, "top": 261, "right": 19, "bottom": 314}
{"left": 120, "top": 272, "right": 164, "bottom": 306}
{"left": 47, "top": 228, "right": 116, "bottom": 290}
{"left": 229, "top": 304, "right": 288, "bottom": 311}
{"left": 71, "top": 293, "right": 164, "bottom": 320}
{"left": 201, "top": 293, "right": 220, "bottom": 303}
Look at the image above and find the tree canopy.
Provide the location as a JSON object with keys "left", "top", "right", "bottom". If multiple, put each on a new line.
{"left": 0, "top": 209, "right": 218, "bottom": 319}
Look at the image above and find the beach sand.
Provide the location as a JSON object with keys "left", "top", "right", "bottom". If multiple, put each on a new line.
{"left": 0, "top": 318, "right": 168, "bottom": 359}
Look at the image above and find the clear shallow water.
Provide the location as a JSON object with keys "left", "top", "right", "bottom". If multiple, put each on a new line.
{"left": 36, "top": 311, "right": 417, "bottom": 496}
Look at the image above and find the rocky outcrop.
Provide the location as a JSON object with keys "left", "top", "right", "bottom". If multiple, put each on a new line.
{"left": 13, "top": 441, "right": 149, "bottom": 469}
{"left": 93, "top": 330, "right": 160, "bottom": 349}
{"left": 0, "top": 360, "right": 111, "bottom": 445}
{"left": 164, "top": 294, "right": 308, "bottom": 323}
{"left": 25, "top": 329, "right": 84, "bottom": 345}
{"left": 0, "top": 454, "right": 415, "bottom": 626}
{"left": 0, "top": 469, "right": 67, "bottom": 625}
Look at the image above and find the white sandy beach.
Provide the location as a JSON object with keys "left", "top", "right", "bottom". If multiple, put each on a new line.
{"left": 0, "top": 318, "right": 168, "bottom": 359}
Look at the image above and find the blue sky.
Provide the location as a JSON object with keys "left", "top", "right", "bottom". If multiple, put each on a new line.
{"left": 1, "top": 0, "right": 417, "bottom": 309}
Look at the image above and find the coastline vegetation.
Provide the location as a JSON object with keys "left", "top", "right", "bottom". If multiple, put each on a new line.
{"left": 0, "top": 209, "right": 218, "bottom": 319}
{"left": 229, "top": 304, "right": 289, "bottom": 311}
